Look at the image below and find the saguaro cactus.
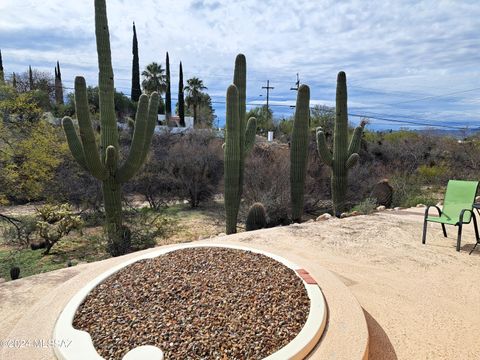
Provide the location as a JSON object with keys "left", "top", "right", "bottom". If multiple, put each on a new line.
{"left": 224, "top": 54, "right": 256, "bottom": 234}
{"left": 290, "top": 84, "right": 310, "bottom": 222}
{"left": 62, "top": 0, "right": 159, "bottom": 256}
{"left": 316, "top": 71, "right": 365, "bottom": 216}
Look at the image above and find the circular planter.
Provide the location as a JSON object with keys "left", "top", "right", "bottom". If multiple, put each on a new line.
{"left": 53, "top": 244, "right": 327, "bottom": 359}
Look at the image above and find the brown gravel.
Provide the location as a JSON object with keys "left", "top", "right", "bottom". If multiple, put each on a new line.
{"left": 72, "top": 247, "right": 310, "bottom": 359}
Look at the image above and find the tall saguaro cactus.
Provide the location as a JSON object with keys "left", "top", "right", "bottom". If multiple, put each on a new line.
{"left": 316, "top": 71, "right": 365, "bottom": 216}
{"left": 290, "top": 84, "right": 310, "bottom": 222}
{"left": 224, "top": 54, "right": 256, "bottom": 234}
{"left": 62, "top": 0, "right": 159, "bottom": 256}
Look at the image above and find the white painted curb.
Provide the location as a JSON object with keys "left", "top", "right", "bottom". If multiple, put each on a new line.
{"left": 53, "top": 244, "right": 327, "bottom": 360}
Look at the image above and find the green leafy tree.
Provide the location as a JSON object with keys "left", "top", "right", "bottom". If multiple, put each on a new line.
{"left": 184, "top": 77, "right": 207, "bottom": 127}
{"left": 246, "top": 105, "right": 273, "bottom": 136}
{"left": 0, "top": 120, "right": 67, "bottom": 202}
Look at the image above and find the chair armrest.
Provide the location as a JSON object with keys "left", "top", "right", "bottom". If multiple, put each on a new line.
{"left": 459, "top": 208, "right": 474, "bottom": 224}
{"left": 424, "top": 205, "right": 442, "bottom": 219}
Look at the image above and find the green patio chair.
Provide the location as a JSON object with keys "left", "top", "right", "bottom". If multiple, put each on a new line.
{"left": 422, "top": 180, "right": 480, "bottom": 253}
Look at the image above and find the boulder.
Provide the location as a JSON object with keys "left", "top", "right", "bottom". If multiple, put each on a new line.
{"left": 371, "top": 179, "right": 393, "bottom": 208}
{"left": 340, "top": 212, "right": 349, "bottom": 218}
{"left": 316, "top": 213, "right": 332, "bottom": 221}
{"left": 416, "top": 203, "right": 426, "bottom": 208}
{"left": 376, "top": 205, "right": 386, "bottom": 211}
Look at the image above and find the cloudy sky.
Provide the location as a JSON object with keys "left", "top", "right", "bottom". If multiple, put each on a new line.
{"left": 1, "top": 0, "right": 479, "bottom": 130}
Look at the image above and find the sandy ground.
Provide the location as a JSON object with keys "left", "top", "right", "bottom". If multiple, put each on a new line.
{"left": 1, "top": 207, "right": 480, "bottom": 359}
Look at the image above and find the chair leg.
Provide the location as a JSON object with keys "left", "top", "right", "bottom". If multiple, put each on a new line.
{"left": 457, "top": 224, "right": 462, "bottom": 252}
{"left": 469, "top": 242, "right": 479, "bottom": 255}
{"left": 441, "top": 223, "right": 447, "bottom": 237}
{"left": 422, "top": 219, "right": 428, "bottom": 244}
{"left": 472, "top": 214, "right": 479, "bottom": 241}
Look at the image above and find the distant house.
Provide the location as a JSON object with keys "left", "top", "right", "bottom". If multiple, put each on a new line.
{"left": 157, "top": 115, "right": 194, "bottom": 128}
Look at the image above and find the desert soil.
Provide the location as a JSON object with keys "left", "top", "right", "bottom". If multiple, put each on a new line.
{"left": 1, "top": 207, "right": 480, "bottom": 359}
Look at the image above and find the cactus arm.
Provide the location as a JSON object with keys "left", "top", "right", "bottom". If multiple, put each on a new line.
{"left": 116, "top": 94, "right": 149, "bottom": 183}
{"left": 139, "top": 92, "right": 159, "bottom": 164}
{"left": 346, "top": 153, "right": 359, "bottom": 169}
{"left": 74, "top": 76, "right": 107, "bottom": 180}
{"left": 316, "top": 128, "right": 333, "bottom": 166}
{"left": 105, "top": 145, "right": 117, "bottom": 174}
{"left": 347, "top": 121, "right": 366, "bottom": 156}
{"left": 95, "top": 0, "right": 119, "bottom": 161}
{"left": 224, "top": 84, "right": 241, "bottom": 235}
{"left": 62, "top": 117, "right": 88, "bottom": 170}
{"left": 244, "top": 116, "right": 257, "bottom": 154}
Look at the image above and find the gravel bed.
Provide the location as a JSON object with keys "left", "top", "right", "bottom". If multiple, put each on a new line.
{"left": 73, "top": 247, "right": 310, "bottom": 359}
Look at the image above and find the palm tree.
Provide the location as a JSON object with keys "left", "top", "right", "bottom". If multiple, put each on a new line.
{"left": 184, "top": 77, "right": 207, "bottom": 127}
{"left": 141, "top": 62, "right": 167, "bottom": 95}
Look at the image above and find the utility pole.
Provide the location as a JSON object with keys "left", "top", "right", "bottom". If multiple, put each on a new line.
{"left": 290, "top": 73, "right": 300, "bottom": 108}
{"left": 262, "top": 80, "right": 274, "bottom": 119}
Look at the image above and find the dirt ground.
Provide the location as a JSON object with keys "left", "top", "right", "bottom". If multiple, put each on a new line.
{"left": 1, "top": 207, "right": 480, "bottom": 359}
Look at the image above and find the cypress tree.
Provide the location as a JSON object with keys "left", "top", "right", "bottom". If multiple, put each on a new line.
{"left": 12, "top": 72, "right": 16, "bottom": 89}
{"left": 130, "top": 22, "right": 141, "bottom": 102}
{"left": 55, "top": 61, "right": 64, "bottom": 105}
{"left": 0, "top": 49, "right": 4, "bottom": 83}
{"left": 165, "top": 52, "right": 171, "bottom": 120}
{"left": 29, "top": 65, "right": 34, "bottom": 90}
{"left": 178, "top": 61, "right": 185, "bottom": 127}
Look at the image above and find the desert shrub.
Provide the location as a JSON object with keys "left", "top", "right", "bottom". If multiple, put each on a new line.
{"left": 244, "top": 145, "right": 291, "bottom": 226}
{"left": 416, "top": 164, "right": 450, "bottom": 185}
{"left": 389, "top": 174, "right": 436, "bottom": 208}
{"left": 351, "top": 197, "right": 377, "bottom": 214}
{"left": 127, "top": 210, "right": 178, "bottom": 251}
{"left": 45, "top": 152, "right": 102, "bottom": 210}
{"left": 128, "top": 130, "right": 223, "bottom": 208}
{"left": 35, "top": 204, "right": 83, "bottom": 255}
{"left": 168, "top": 131, "right": 223, "bottom": 207}
{"left": 1, "top": 215, "right": 37, "bottom": 248}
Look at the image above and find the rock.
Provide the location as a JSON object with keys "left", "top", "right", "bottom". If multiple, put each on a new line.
{"left": 305, "top": 219, "right": 315, "bottom": 223}
{"left": 218, "top": 233, "right": 226, "bottom": 237}
{"left": 316, "top": 213, "right": 332, "bottom": 221}
{"left": 340, "top": 212, "right": 349, "bottom": 218}
{"left": 436, "top": 202, "right": 443, "bottom": 207}
{"left": 350, "top": 211, "right": 361, "bottom": 216}
{"left": 370, "top": 179, "right": 393, "bottom": 207}
{"left": 416, "top": 204, "right": 426, "bottom": 208}
{"left": 394, "top": 207, "right": 401, "bottom": 211}
{"left": 376, "top": 205, "right": 386, "bottom": 211}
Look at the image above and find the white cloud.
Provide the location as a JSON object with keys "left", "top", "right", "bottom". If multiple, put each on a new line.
{"left": 1, "top": 0, "right": 479, "bottom": 128}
